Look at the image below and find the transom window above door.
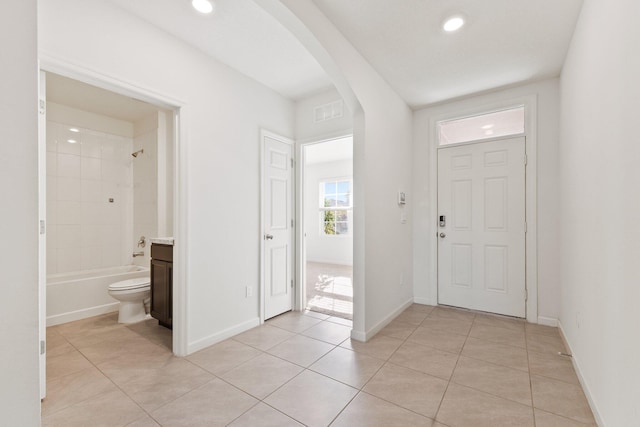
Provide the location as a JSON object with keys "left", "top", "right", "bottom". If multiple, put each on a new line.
{"left": 320, "top": 179, "right": 352, "bottom": 236}
{"left": 438, "top": 106, "right": 525, "bottom": 146}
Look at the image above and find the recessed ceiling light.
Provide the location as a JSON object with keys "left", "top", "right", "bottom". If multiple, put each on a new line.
{"left": 69, "top": 128, "right": 79, "bottom": 133}
{"left": 67, "top": 139, "right": 77, "bottom": 144}
{"left": 192, "top": 0, "right": 214, "bottom": 14}
{"left": 443, "top": 16, "right": 465, "bottom": 32}
{"left": 482, "top": 124, "right": 494, "bottom": 130}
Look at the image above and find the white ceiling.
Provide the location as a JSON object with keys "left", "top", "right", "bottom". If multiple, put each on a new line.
{"left": 46, "top": 72, "right": 161, "bottom": 122}
{"left": 312, "top": 0, "right": 584, "bottom": 108}
{"left": 108, "top": 0, "right": 333, "bottom": 100}
{"left": 104, "top": 0, "right": 583, "bottom": 108}
{"left": 305, "top": 137, "right": 353, "bottom": 164}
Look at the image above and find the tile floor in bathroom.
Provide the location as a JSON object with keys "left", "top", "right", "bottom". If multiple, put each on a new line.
{"left": 42, "top": 305, "right": 596, "bottom": 426}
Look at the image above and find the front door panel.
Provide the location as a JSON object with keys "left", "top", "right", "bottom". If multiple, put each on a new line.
{"left": 438, "top": 137, "right": 526, "bottom": 317}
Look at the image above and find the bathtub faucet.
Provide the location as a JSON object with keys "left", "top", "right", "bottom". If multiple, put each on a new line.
{"left": 132, "top": 251, "right": 145, "bottom": 257}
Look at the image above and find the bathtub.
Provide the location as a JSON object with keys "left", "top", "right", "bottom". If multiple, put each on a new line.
{"left": 47, "top": 265, "right": 150, "bottom": 326}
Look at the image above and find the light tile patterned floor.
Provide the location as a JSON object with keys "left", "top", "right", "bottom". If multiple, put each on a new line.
{"left": 42, "top": 305, "right": 597, "bottom": 426}
{"left": 305, "top": 262, "right": 353, "bottom": 320}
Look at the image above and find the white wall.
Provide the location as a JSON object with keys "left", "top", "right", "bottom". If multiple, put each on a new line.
{"left": 46, "top": 102, "right": 134, "bottom": 274}
{"left": 295, "top": 87, "right": 353, "bottom": 142}
{"left": 0, "top": 0, "right": 41, "bottom": 423}
{"left": 412, "top": 79, "right": 561, "bottom": 322}
{"left": 39, "top": 0, "right": 294, "bottom": 352}
{"left": 304, "top": 159, "right": 353, "bottom": 265}
{"left": 263, "top": 0, "right": 414, "bottom": 339}
{"left": 559, "top": 0, "right": 640, "bottom": 424}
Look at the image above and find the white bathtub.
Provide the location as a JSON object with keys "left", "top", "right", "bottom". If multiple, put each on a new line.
{"left": 47, "top": 265, "right": 150, "bottom": 326}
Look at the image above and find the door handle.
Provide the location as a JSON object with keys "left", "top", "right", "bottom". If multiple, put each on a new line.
{"left": 265, "top": 234, "right": 274, "bottom": 240}
{"left": 439, "top": 233, "right": 446, "bottom": 238}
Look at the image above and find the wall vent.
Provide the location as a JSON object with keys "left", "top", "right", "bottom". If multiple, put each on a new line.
{"left": 314, "top": 100, "right": 343, "bottom": 123}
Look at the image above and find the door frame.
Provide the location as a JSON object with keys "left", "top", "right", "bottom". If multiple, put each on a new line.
{"left": 296, "top": 133, "right": 354, "bottom": 315}
{"left": 259, "top": 130, "right": 295, "bottom": 322}
{"left": 38, "top": 70, "right": 47, "bottom": 399}
{"left": 38, "top": 54, "right": 190, "bottom": 356}
{"left": 428, "top": 95, "right": 539, "bottom": 323}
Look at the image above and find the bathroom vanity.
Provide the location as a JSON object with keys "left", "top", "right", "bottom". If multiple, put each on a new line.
{"left": 150, "top": 238, "right": 174, "bottom": 329}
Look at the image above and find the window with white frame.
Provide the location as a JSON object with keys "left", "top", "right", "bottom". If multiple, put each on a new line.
{"left": 320, "top": 179, "right": 352, "bottom": 235}
{"left": 437, "top": 106, "right": 525, "bottom": 146}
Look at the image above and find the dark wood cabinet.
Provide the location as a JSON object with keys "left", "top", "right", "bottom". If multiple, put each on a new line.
{"left": 150, "top": 244, "right": 173, "bottom": 329}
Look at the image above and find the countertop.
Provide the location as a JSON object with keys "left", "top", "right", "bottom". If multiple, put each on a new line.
{"left": 150, "top": 237, "right": 175, "bottom": 246}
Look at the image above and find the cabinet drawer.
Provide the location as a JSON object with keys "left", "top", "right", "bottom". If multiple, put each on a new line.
{"left": 151, "top": 244, "right": 173, "bottom": 262}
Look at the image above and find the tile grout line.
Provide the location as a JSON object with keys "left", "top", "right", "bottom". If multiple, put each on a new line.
{"left": 89, "top": 336, "right": 197, "bottom": 427}
{"left": 47, "top": 305, "right": 590, "bottom": 427}
{"left": 207, "top": 318, "right": 353, "bottom": 426}
{"left": 431, "top": 310, "right": 476, "bottom": 424}
{"left": 41, "top": 335, "right": 100, "bottom": 419}
{"left": 54, "top": 327, "right": 171, "bottom": 425}
{"left": 339, "top": 306, "right": 446, "bottom": 423}
{"left": 49, "top": 316, "right": 196, "bottom": 426}
{"left": 525, "top": 323, "right": 538, "bottom": 427}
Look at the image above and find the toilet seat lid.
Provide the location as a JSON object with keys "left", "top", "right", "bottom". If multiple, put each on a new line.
{"left": 108, "top": 277, "right": 150, "bottom": 291}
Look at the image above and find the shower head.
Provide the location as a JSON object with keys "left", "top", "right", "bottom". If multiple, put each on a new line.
{"left": 131, "top": 149, "right": 144, "bottom": 158}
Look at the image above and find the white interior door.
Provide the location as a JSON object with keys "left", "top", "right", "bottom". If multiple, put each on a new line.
{"left": 38, "top": 70, "right": 47, "bottom": 399}
{"left": 437, "top": 137, "right": 526, "bottom": 317}
{"left": 262, "top": 132, "right": 294, "bottom": 320}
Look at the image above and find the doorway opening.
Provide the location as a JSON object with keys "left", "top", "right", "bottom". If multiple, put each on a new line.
{"left": 301, "top": 136, "right": 353, "bottom": 320}
{"left": 40, "top": 71, "right": 178, "bottom": 399}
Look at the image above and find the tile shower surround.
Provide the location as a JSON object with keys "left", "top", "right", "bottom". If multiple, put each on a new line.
{"left": 46, "top": 121, "right": 133, "bottom": 274}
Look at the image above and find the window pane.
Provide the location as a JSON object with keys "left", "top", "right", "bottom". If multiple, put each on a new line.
{"left": 337, "top": 181, "right": 351, "bottom": 193}
{"left": 336, "top": 194, "right": 350, "bottom": 207}
{"left": 324, "top": 182, "right": 337, "bottom": 195}
{"left": 336, "top": 222, "right": 349, "bottom": 235}
{"left": 335, "top": 210, "right": 348, "bottom": 221}
{"left": 438, "top": 106, "right": 525, "bottom": 146}
{"left": 324, "top": 221, "right": 335, "bottom": 235}
{"left": 324, "top": 197, "right": 337, "bottom": 207}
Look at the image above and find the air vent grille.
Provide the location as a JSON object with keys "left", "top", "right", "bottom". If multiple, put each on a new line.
{"left": 314, "top": 100, "right": 343, "bottom": 123}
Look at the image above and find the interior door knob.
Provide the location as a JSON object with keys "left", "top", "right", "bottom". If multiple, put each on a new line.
{"left": 265, "top": 234, "right": 274, "bottom": 240}
{"left": 439, "top": 232, "right": 446, "bottom": 238}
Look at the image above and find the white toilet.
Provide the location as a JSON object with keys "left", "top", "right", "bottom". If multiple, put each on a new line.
{"left": 108, "top": 277, "right": 151, "bottom": 323}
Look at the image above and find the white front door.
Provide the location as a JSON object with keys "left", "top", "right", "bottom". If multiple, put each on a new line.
{"left": 437, "top": 137, "right": 526, "bottom": 317}
{"left": 262, "top": 132, "right": 294, "bottom": 320}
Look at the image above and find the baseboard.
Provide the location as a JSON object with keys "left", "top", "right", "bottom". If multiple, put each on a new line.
{"left": 557, "top": 321, "right": 605, "bottom": 427}
{"left": 537, "top": 316, "right": 558, "bottom": 327}
{"left": 351, "top": 297, "right": 413, "bottom": 342}
{"left": 413, "top": 297, "right": 437, "bottom": 306}
{"left": 46, "top": 302, "right": 120, "bottom": 326}
{"left": 187, "top": 317, "right": 260, "bottom": 355}
{"left": 350, "top": 329, "right": 366, "bottom": 341}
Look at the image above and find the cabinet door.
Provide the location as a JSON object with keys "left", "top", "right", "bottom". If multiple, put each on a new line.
{"left": 166, "top": 262, "right": 173, "bottom": 326}
{"left": 151, "top": 259, "right": 171, "bottom": 327}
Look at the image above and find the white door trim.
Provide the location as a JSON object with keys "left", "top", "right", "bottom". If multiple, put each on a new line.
{"left": 38, "top": 53, "right": 190, "bottom": 356}
{"left": 428, "top": 95, "right": 538, "bottom": 323}
{"left": 260, "top": 129, "right": 295, "bottom": 322}
{"left": 38, "top": 70, "right": 47, "bottom": 400}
